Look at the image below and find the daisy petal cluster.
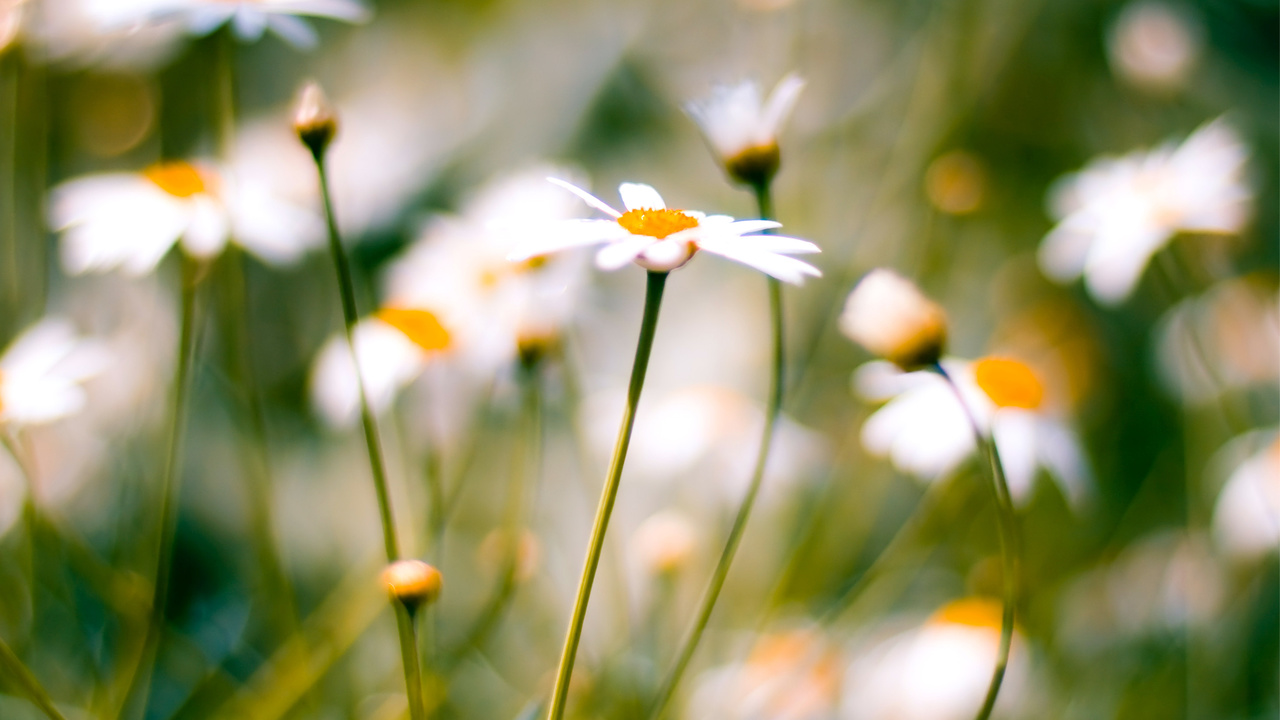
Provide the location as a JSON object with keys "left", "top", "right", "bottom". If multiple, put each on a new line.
{"left": 853, "top": 357, "right": 1092, "bottom": 510}
{"left": 1038, "top": 118, "right": 1251, "bottom": 305}
{"left": 89, "top": 0, "right": 369, "bottom": 48}
{"left": 1, "top": 319, "right": 110, "bottom": 427}
{"left": 839, "top": 269, "right": 947, "bottom": 370}
{"left": 50, "top": 159, "right": 322, "bottom": 275}
{"left": 686, "top": 74, "right": 805, "bottom": 186}
{"left": 508, "top": 179, "right": 821, "bottom": 284}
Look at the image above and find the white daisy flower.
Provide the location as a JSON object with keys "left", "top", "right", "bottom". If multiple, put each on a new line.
{"left": 685, "top": 73, "right": 806, "bottom": 185}
{"left": 50, "top": 160, "right": 322, "bottom": 276}
{"left": 88, "top": 0, "right": 368, "bottom": 48}
{"left": 842, "top": 599, "right": 1029, "bottom": 720}
{"left": 689, "top": 630, "right": 841, "bottom": 720}
{"left": 508, "top": 179, "right": 821, "bottom": 284}
{"left": 1210, "top": 431, "right": 1280, "bottom": 561}
{"left": 853, "top": 357, "right": 1092, "bottom": 510}
{"left": 1038, "top": 118, "right": 1251, "bottom": 305}
{"left": 1108, "top": 2, "right": 1202, "bottom": 93}
{"left": 310, "top": 307, "right": 450, "bottom": 428}
{"left": 0, "top": 319, "right": 110, "bottom": 427}
{"left": 839, "top": 269, "right": 948, "bottom": 370}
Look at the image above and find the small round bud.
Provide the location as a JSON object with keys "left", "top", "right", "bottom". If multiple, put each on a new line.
{"left": 839, "top": 269, "right": 948, "bottom": 370}
{"left": 293, "top": 81, "right": 337, "bottom": 159}
{"left": 632, "top": 510, "right": 699, "bottom": 575}
{"left": 381, "top": 559, "right": 442, "bottom": 610}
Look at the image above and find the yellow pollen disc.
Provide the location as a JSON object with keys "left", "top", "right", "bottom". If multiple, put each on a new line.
{"left": 144, "top": 161, "right": 207, "bottom": 198}
{"left": 616, "top": 208, "right": 699, "bottom": 239}
{"left": 376, "top": 307, "right": 451, "bottom": 353}
{"left": 973, "top": 356, "right": 1045, "bottom": 410}
{"left": 930, "top": 597, "right": 1004, "bottom": 630}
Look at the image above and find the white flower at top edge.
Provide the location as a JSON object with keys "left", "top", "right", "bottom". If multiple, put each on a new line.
{"left": 1038, "top": 118, "right": 1251, "bottom": 305}
{"left": 685, "top": 74, "right": 805, "bottom": 184}
{"left": 853, "top": 357, "right": 1092, "bottom": 510}
{"left": 87, "top": 0, "right": 369, "bottom": 48}
{"left": 0, "top": 319, "right": 109, "bottom": 427}
{"left": 508, "top": 179, "right": 821, "bottom": 284}
{"left": 50, "top": 160, "right": 322, "bottom": 276}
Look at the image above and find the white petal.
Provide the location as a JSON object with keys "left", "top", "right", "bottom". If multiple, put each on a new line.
{"left": 618, "top": 182, "right": 666, "bottom": 212}
{"left": 723, "top": 232, "right": 821, "bottom": 255}
{"left": 760, "top": 73, "right": 806, "bottom": 140}
{"left": 717, "top": 219, "right": 782, "bottom": 235}
{"left": 696, "top": 237, "right": 821, "bottom": 284}
{"left": 506, "top": 219, "right": 624, "bottom": 261}
{"left": 265, "top": 14, "right": 318, "bottom": 48}
{"left": 595, "top": 235, "right": 654, "bottom": 271}
{"left": 230, "top": 8, "right": 269, "bottom": 40}
{"left": 310, "top": 319, "right": 426, "bottom": 428}
{"left": 992, "top": 411, "right": 1039, "bottom": 507}
{"left": 548, "top": 177, "right": 621, "bottom": 218}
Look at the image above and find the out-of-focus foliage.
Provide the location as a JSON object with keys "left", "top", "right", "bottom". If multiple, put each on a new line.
{"left": 0, "top": 0, "right": 1275, "bottom": 718}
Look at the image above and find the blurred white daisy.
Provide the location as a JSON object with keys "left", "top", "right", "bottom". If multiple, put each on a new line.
{"left": 685, "top": 73, "right": 805, "bottom": 186}
{"left": 839, "top": 269, "right": 948, "bottom": 370}
{"left": 1210, "top": 431, "right": 1280, "bottom": 562}
{"left": 1038, "top": 118, "right": 1251, "bottom": 305}
{"left": 1108, "top": 2, "right": 1202, "bottom": 93}
{"left": 689, "top": 630, "right": 841, "bottom": 720}
{"left": 1154, "top": 274, "right": 1280, "bottom": 404}
{"left": 853, "top": 357, "right": 1091, "bottom": 510}
{"left": 842, "top": 598, "right": 1028, "bottom": 720}
{"left": 88, "top": 0, "right": 369, "bottom": 48}
{"left": 507, "top": 179, "right": 821, "bottom": 285}
{"left": 310, "top": 307, "right": 450, "bottom": 428}
{"left": 1, "top": 319, "right": 109, "bottom": 427}
{"left": 50, "top": 160, "right": 322, "bottom": 276}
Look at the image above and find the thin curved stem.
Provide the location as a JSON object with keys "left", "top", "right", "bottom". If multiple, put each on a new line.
{"left": 118, "top": 253, "right": 201, "bottom": 719}
{"left": 646, "top": 183, "right": 786, "bottom": 719}
{"left": 546, "top": 270, "right": 669, "bottom": 720}
{"left": 311, "top": 151, "right": 425, "bottom": 720}
{"left": 934, "top": 364, "right": 1019, "bottom": 720}
{"left": 0, "top": 634, "right": 67, "bottom": 720}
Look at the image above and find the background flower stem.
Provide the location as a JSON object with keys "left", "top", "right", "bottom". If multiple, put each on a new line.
{"left": 547, "top": 269, "right": 669, "bottom": 720}
{"left": 645, "top": 181, "right": 787, "bottom": 720}
{"left": 935, "top": 364, "right": 1019, "bottom": 720}
{"left": 311, "top": 150, "right": 427, "bottom": 720}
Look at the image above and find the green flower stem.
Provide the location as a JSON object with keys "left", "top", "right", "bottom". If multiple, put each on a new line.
{"left": 119, "top": 253, "right": 202, "bottom": 720}
{"left": 309, "top": 150, "right": 425, "bottom": 720}
{"left": 935, "top": 364, "right": 1019, "bottom": 720}
{"left": 0, "top": 634, "right": 68, "bottom": 720}
{"left": 546, "top": 270, "right": 669, "bottom": 720}
{"left": 646, "top": 182, "right": 786, "bottom": 719}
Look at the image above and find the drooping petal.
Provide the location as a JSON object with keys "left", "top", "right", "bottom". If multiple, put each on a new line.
{"left": 548, "top": 177, "right": 621, "bottom": 218}
{"left": 595, "top": 234, "right": 654, "bottom": 271}
{"left": 618, "top": 182, "right": 666, "bottom": 212}
{"left": 723, "top": 232, "right": 821, "bottom": 255}
{"left": 506, "top": 219, "right": 626, "bottom": 261}
{"left": 696, "top": 236, "right": 821, "bottom": 284}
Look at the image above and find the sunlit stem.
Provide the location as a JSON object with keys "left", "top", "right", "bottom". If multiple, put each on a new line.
{"left": 120, "top": 252, "right": 202, "bottom": 719}
{"left": 0, "top": 634, "right": 68, "bottom": 720}
{"left": 308, "top": 147, "right": 425, "bottom": 720}
{"left": 547, "top": 270, "right": 669, "bottom": 720}
{"left": 647, "top": 182, "right": 786, "bottom": 719}
{"left": 934, "top": 363, "right": 1018, "bottom": 720}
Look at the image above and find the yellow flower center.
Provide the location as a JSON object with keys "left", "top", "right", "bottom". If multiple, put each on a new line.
{"left": 930, "top": 597, "right": 1004, "bottom": 630}
{"left": 376, "top": 307, "right": 451, "bottom": 353}
{"left": 973, "top": 356, "right": 1044, "bottom": 410}
{"left": 144, "top": 162, "right": 207, "bottom": 198}
{"left": 616, "top": 208, "right": 699, "bottom": 239}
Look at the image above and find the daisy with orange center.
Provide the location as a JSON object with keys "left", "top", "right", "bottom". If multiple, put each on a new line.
{"left": 507, "top": 179, "right": 821, "bottom": 284}
{"left": 50, "top": 159, "right": 321, "bottom": 275}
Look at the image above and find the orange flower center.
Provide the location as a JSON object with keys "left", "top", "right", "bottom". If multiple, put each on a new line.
{"left": 376, "top": 307, "right": 451, "bottom": 353}
{"left": 930, "top": 597, "right": 1004, "bottom": 630}
{"left": 144, "top": 162, "right": 207, "bottom": 198}
{"left": 616, "top": 208, "right": 698, "bottom": 239}
{"left": 973, "top": 356, "right": 1044, "bottom": 410}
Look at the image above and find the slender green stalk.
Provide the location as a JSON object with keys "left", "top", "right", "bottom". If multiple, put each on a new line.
{"left": 646, "top": 183, "right": 786, "bottom": 719}
{"left": 118, "top": 253, "right": 201, "bottom": 719}
{"left": 546, "top": 270, "right": 669, "bottom": 720}
{"left": 935, "top": 364, "right": 1019, "bottom": 720}
{"left": 0, "top": 634, "right": 67, "bottom": 720}
{"left": 309, "top": 150, "right": 425, "bottom": 720}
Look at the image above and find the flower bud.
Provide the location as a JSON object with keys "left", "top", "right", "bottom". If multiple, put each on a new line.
{"left": 381, "top": 559, "right": 442, "bottom": 610}
{"left": 632, "top": 510, "right": 698, "bottom": 575}
{"left": 839, "top": 269, "right": 947, "bottom": 370}
{"left": 293, "top": 81, "right": 337, "bottom": 159}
